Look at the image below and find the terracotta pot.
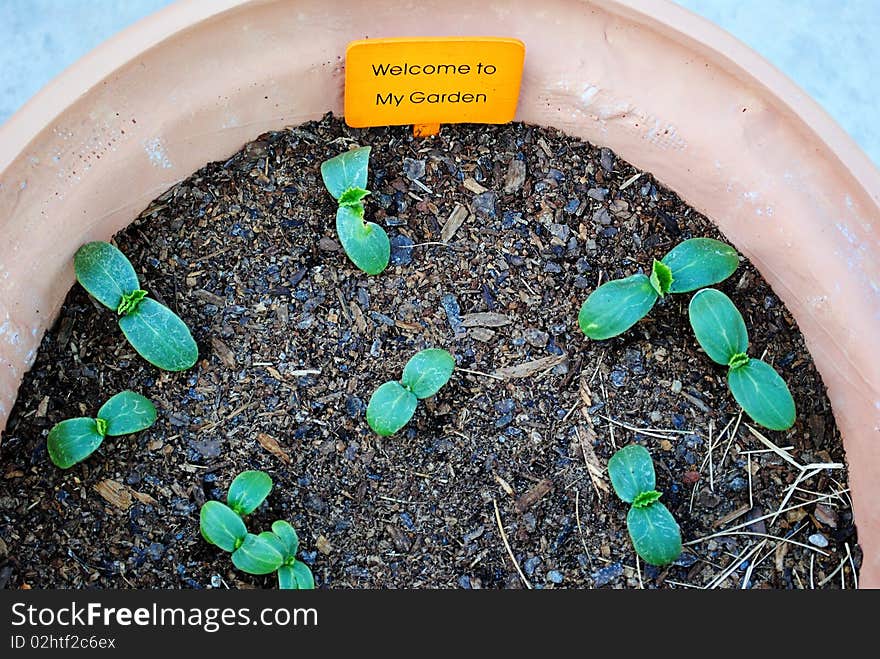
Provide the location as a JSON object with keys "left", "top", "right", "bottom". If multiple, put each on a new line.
{"left": 1, "top": 0, "right": 878, "bottom": 586}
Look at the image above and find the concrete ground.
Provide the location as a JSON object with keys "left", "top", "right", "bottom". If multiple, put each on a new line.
{"left": 1, "top": 0, "right": 877, "bottom": 165}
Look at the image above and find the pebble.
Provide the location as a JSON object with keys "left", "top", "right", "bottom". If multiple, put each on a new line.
{"left": 503, "top": 159, "right": 526, "bottom": 193}
{"left": 403, "top": 157, "right": 426, "bottom": 181}
{"left": 729, "top": 476, "right": 748, "bottom": 492}
{"left": 650, "top": 411, "right": 662, "bottom": 423}
{"left": 548, "top": 223, "right": 571, "bottom": 242}
{"left": 563, "top": 198, "right": 580, "bottom": 214}
{"left": 146, "top": 542, "right": 165, "bottom": 561}
{"left": 473, "top": 191, "right": 496, "bottom": 217}
{"left": 523, "top": 556, "right": 541, "bottom": 577}
{"left": 575, "top": 257, "right": 592, "bottom": 274}
{"left": 344, "top": 395, "right": 365, "bottom": 418}
{"left": 494, "top": 399, "right": 515, "bottom": 415}
{"left": 524, "top": 328, "right": 549, "bottom": 348}
{"left": 587, "top": 187, "right": 608, "bottom": 201}
{"left": 441, "top": 294, "right": 466, "bottom": 337}
{"left": 599, "top": 147, "right": 615, "bottom": 173}
{"left": 592, "top": 562, "right": 623, "bottom": 587}
{"left": 547, "top": 570, "right": 564, "bottom": 584}
{"left": 814, "top": 503, "right": 838, "bottom": 528}
{"left": 808, "top": 533, "right": 829, "bottom": 548}
{"left": 210, "top": 575, "right": 223, "bottom": 588}
{"left": 389, "top": 234, "right": 414, "bottom": 266}
{"left": 673, "top": 552, "right": 698, "bottom": 567}
{"left": 458, "top": 575, "right": 472, "bottom": 589}
{"left": 543, "top": 262, "right": 562, "bottom": 274}
{"left": 609, "top": 368, "right": 627, "bottom": 387}
{"left": 592, "top": 207, "right": 612, "bottom": 225}
{"left": 671, "top": 380, "right": 682, "bottom": 393}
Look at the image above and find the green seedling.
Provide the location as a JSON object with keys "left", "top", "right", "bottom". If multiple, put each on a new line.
{"left": 46, "top": 390, "right": 156, "bottom": 469}
{"left": 366, "top": 348, "right": 455, "bottom": 436}
{"left": 271, "top": 520, "right": 315, "bottom": 590}
{"left": 579, "top": 238, "right": 739, "bottom": 339}
{"left": 607, "top": 444, "right": 682, "bottom": 566}
{"left": 199, "top": 470, "right": 315, "bottom": 588}
{"left": 688, "top": 288, "right": 796, "bottom": 430}
{"left": 74, "top": 241, "right": 198, "bottom": 371}
{"left": 320, "top": 146, "right": 390, "bottom": 275}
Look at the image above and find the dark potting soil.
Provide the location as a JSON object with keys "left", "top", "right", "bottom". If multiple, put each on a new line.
{"left": 0, "top": 115, "right": 859, "bottom": 589}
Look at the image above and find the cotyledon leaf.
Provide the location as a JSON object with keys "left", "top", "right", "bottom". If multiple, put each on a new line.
{"left": 199, "top": 501, "right": 248, "bottom": 553}
{"left": 688, "top": 288, "right": 749, "bottom": 366}
{"left": 401, "top": 349, "right": 455, "bottom": 399}
{"left": 292, "top": 561, "right": 315, "bottom": 589}
{"left": 321, "top": 146, "right": 371, "bottom": 199}
{"left": 118, "top": 297, "right": 198, "bottom": 371}
{"left": 96, "top": 390, "right": 157, "bottom": 436}
{"left": 227, "top": 470, "right": 273, "bottom": 516}
{"left": 335, "top": 205, "right": 390, "bottom": 276}
{"left": 607, "top": 444, "right": 656, "bottom": 503}
{"left": 74, "top": 241, "right": 140, "bottom": 311}
{"left": 271, "top": 520, "right": 300, "bottom": 560}
{"left": 626, "top": 502, "right": 682, "bottom": 566}
{"left": 728, "top": 358, "right": 796, "bottom": 431}
{"left": 46, "top": 417, "right": 105, "bottom": 469}
{"left": 661, "top": 238, "right": 739, "bottom": 294}
{"left": 231, "top": 533, "right": 284, "bottom": 575}
{"left": 578, "top": 274, "right": 659, "bottom": 340}
{"left": 366, "top": 381, "right": 418, "bottom": 437}
{"left": 278, "top": 565, "right": 298, "bottom": 589}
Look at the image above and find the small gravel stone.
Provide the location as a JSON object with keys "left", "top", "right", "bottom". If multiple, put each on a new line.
{"left": 523, "top": 556, "right": 541, "bottom": 577}
{"left": 671, "top": 380, "right": 682, "bottom": 393}
{"left": 808, "top": 533, "right": 829, "bottom": 548}
{"left": 587, "top": 187, "right": 608, "bottom": 201}
{"left": 344, "top": 395, "right": 364, "bottom": 418}
{"left": 547, "top": 570, "right": 564, "bottom": 584}
{"left": 503, "top": 159, "right": 526, "bottom": 193}
{"left": 524, "top": 328, "right": 549, "bottom": 348}
{"left": 549, "top": 223, "right": 570, "bottom": 242}
{"left": 592, "top": 207, "right": 612, "bottom": 225}
{"left": 599, "top": 147, "right": 615, "bottom": 173}
{"left": 441, "top": 294, "right": 465, "bottom": 337}
{"left": 403, "top": 157, "right": 426, "bottom": 181}
{"left": 473, "top": 191, "right": 496, "bottom": 217}
{"left": 610, "top": 368, "right": 627, "bottom": 387}
{"left": 592, "top": 562, "right": 623, "bottom": 587}
{"left": 390, "top": 234, "right": 414, "bottom": 266}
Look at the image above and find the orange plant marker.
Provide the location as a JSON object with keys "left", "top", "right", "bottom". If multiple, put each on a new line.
{"left": 344, "top": 37, "right": 525, "bottom": 136}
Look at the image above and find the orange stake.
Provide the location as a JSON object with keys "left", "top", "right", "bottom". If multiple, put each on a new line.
{"left": 413, "top": 123, "right": 441, "bottom": 138}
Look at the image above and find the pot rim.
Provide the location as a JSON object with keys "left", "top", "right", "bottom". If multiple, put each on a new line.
{"left": 2, "top": 0, "right": 878, "bottom": 193}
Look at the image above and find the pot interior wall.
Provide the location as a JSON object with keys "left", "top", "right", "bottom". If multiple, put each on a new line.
{"left": 1, "top": 0, "right": 878, "bottom": 585}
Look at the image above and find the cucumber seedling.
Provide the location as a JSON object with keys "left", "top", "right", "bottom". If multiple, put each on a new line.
{"left": 607, "top": 444, "right": 682, "bottom": 566}
{"left": 688, "top": 288, "right": 796, "bottom": 430}
{"left": 320, "top": 146, "right": 390, "bottom": 275}
{"left": 47, "top": 390, "right": 157, "bottom": 468}
{"left": 74, "top": 241, "right": 198, "bottom": 371}
{"left": 367, "top": 349, "right": 455, "bottom": 436}
{"left": 578, "top": 238, "right": 739, "bottom": 339}
{"left": 199, "top": 470, "right": 315, "bottom": 589}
